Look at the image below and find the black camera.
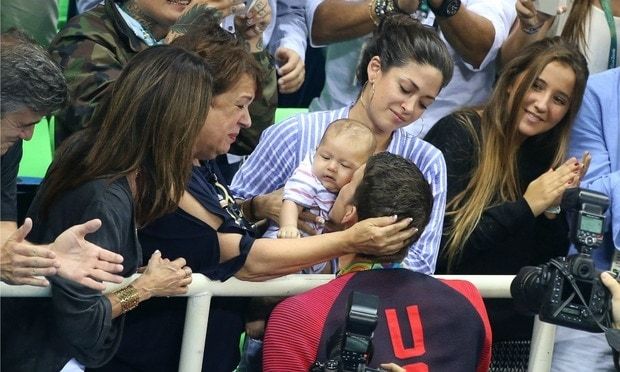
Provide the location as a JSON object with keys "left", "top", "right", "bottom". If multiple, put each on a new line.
{"left": 511, "top": 189, "right": 612, "bottom": 333}
{"left": 311, "top": 291, "right": 386, "bottom": 372}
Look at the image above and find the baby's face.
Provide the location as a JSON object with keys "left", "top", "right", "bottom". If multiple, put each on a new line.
{"left": 312, "top": 135, "right": 371, "bottom": 193}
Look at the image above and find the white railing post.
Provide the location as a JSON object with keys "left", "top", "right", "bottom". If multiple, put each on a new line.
{"left": 178, "top": 292, "right": 213, "bottom": 372}
{"left": 528, "top": 317, "right": 556, "bottom": 372}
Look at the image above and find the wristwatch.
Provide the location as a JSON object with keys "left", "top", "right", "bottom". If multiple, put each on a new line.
{"left": 544, "top": 205, "right": 561, "bottom": 215}
{"left": 429, "top": 0, "right": 461, "bottom": 18}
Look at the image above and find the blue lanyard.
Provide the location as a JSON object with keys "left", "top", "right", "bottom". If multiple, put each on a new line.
{"left": 600, "top": 0, "right": 618, "bottom": 69}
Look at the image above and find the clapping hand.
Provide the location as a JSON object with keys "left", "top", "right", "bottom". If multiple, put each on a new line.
{"left": 524, "top": 157, "right": 582, "bottom": 216}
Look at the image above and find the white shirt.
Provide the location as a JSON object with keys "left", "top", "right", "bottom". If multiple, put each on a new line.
{"left": 304, "top": 0, "right": 517, "bottom": 138}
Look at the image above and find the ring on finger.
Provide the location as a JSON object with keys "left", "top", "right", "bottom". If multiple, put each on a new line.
{"left": 32, "top": 268, "right": 36, "bottom": 276}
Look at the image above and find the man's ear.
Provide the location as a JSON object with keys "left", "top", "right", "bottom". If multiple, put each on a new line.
{"left": 341, "top": 205, "right": 358, "bottom": 228}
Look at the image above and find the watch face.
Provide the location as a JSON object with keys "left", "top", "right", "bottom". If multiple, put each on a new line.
{"left": 446, "top": 0, "right": 460, "bottom": 16}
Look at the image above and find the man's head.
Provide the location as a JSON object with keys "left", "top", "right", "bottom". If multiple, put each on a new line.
{"left": 313, "top": 119, "right": 376, "bottom": 192}
{"left": 329, "top": 152, "right": 433, "bottom": 262}
{"left": 0, "top": 30, "right": 68, "bottom": 155}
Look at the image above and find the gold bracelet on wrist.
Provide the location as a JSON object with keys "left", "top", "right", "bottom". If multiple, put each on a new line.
{"left": 114, "top": 285, "right": 140, "bottom": 314}
{"left": 369, "top": 0, "right": 380, "bottom": 26}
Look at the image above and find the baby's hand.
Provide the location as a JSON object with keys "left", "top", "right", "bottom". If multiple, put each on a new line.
{"left": 278, "top": 225, "right": 301, "bottom": 239}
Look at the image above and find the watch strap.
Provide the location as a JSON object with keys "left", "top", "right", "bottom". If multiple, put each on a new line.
{"left": 429, "top": 0, "right": 461, "bottom": 18}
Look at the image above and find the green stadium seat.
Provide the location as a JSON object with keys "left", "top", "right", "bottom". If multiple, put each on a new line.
{"left": 57, "top": 0, "right": 70, "bottom": 30}
{"left": 274, "top": 107, "right": 308, "bottom": 124}
{"left": 17, "top": 117, "right": 54, "bottom": 179}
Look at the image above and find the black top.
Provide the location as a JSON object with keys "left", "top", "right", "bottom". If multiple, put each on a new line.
{"left": 425, "top": 112, "right": 570, "bottom": 340}
{"left": 1, "top": 177, "right": 139, "bottom": 372}
{"left": 95, "top": 160, "right": 256, "bottom": 372}
{"left": 1, "top": 140, "right": 22, "bottom": 221}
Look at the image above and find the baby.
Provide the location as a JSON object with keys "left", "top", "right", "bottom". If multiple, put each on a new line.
{"left": 239, "top": 120, "right": 376, "bottom": 369}
{"left": 268, "top": 118, "right": 376, "bottom": 240}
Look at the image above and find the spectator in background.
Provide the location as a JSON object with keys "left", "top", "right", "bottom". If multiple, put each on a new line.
{"left": 1, "top": 45, "right": 203, "bottom": 372}
{"left": 424, "top": 37, "right": 588, "bottom": 352}
{"left": 269, "top": 0, "right": 307, "bottom": 95}
{"left": 0, "top": 0, "right": 59, "bottom": 46}
{"left": 552, "top": 68, "right": 620, "bottom": 372}
{"left": 231, "top": 15, "right": 454, "bottom": 275}
{"left": 501, "top": 0, "right": 619, "bottom": 73}
{"left": 306, "top": 0, "right": 516, "bottom": 138}
{"left": 48, "top": 0, "right": 274, "bottom": 146}
{"left": 0, "top": 30, "right": 124, "bottom": 289}
{"left": 264, "top": 153, "right": 492, "bottom": 371}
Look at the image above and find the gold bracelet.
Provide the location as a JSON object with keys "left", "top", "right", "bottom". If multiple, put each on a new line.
{"left": 114, "top": 285, "right": 140, "bottom": 314}
{"left": 369, "top": 0, "right": 380, "bottom": 26}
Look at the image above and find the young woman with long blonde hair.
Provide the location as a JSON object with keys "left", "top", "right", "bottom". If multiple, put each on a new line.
{"left": 425, "top": 37, "right": 589, "bottom": 343}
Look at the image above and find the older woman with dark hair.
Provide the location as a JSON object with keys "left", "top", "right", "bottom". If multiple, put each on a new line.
{"left": 1, "top": 45, "right": 208, "bottom": 372}
{"left": 96, "top": 20, "right": 416, "bottom": 372}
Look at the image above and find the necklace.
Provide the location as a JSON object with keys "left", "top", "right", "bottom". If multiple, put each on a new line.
{"left": 336, "top": 261, "right": 402, "bottom": 277}
{"left": 119, "top": 2, "right": 160, "bottom": 45}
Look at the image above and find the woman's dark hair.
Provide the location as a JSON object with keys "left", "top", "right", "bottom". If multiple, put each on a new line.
{"left": 40, "top": 45, "right": 213, "bottom": 226}
{"left": 356, "top": 14, "right": 453, "bottom": 89}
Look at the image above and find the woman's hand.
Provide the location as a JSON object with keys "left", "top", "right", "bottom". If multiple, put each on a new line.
{"left": 575, "top": 151, "right": 592, "bottom": 187}
{"left": 252, "top": 189, "right": 284, "bottom": 222}
{"left": 344, "top": 216, "right": 418, "bottom": 256}
{"left": 252, "top": 189, "right": 324, "bottom": 236}
{"left": 131, "top": 250, "right": 192, "bottom": 299}
{"left": 524, "top": 158, "right": 581, "bottom": 216}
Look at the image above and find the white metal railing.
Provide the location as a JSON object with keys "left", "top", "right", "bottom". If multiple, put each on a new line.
{"left": 0, "top": 274, "right": 555, "bottom": 372}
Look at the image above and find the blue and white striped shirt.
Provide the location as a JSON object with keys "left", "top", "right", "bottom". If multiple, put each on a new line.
{"left": 231, "top": 107, "right": 447, "bottom": 274}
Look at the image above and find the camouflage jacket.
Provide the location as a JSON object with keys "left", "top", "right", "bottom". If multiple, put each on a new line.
{"left": 49, "top": 0, "right": 277, "bottom": 152}
{"left": 49, "top": 0, "right": 147, "bottom": 145}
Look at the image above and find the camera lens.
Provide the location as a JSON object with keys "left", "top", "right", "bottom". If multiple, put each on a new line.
{"left": 511, "top": 266, "right": 547, "bottom": 314}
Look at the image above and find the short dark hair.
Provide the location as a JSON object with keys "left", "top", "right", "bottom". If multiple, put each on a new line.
{"left": 353, "top": 152, "right": 433, "bottom": 262}
{"left": 356, "top": 14, "right": 453, "bottom": 89}
{"left": 0, "top": 29, "right": 68, "bottom": 116}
